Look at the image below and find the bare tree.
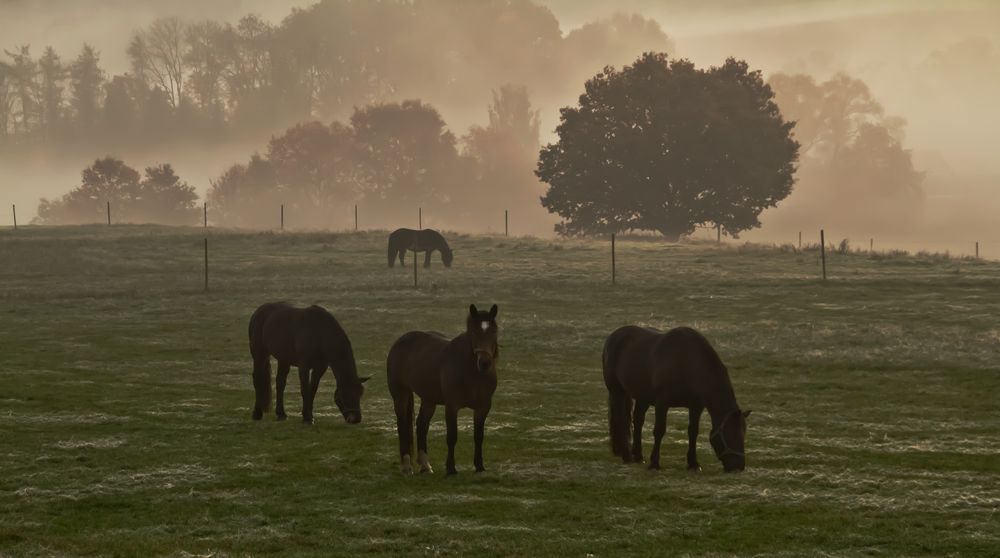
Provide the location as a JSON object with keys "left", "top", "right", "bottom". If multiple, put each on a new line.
{"left": 129, "top": 17, "right": 189, "bottom": 108}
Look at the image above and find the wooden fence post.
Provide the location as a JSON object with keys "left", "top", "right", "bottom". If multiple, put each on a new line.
{"left": 280, "top": 204, "right": 284, "bottom": 230}
{"left": 505, "top": 210, "right": 509, "bottom": 237}
{"left": 413, "top": 246, "right": 418, "bottom": 289}
{"left": 12, "top": 204, "right": 16, "bottom": 230}
{"left": 717, "top": 223, "right": 721, "bottom": 244}
{"left": 798, "top": 231, "right": 802, "bottom": 250}
{"left": 419, "top": 207, "right": 422, "bottom": 229}
{"left": 204, "top": 237, "right": 209, "bottom": 292}
{"left": 354, "top": 204, "right": 358, "bottom": 231}
{"left": 107, "top": 201, "right": 111, "bottom": 226}
{"left": 870, "top": 238, "right": 873, "bottom": 252}
{"left": 976, "top": 241, "right": 979, "bottom": 259}
{"left": 820, "top": 229, "right": 827, "bottom": 281}
{"left": 203, "top": 202, "right": 207, "bottom": 228}
{"left": 612, "top": 233, "right": 616, "bottom": 285}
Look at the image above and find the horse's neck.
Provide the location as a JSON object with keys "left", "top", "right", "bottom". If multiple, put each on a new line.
{"left": 705, "top": 389, "right": 739, "bottom": 429}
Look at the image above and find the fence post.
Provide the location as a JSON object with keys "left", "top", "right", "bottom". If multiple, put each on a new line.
{"left": 354, "top": 204, "right": 358, "bottom": 231}
{"left": 419, "top": 207, "right": 422, "bottom": 229}
{"left": 505, "top": 210, "right": 509, "bottom": 237}
{"left": 413, "top": 246, "right": 418, "bottom": 289}
{"left": 107, "top": 201, "right": 111, "bottom": 226}
{"left": 612, "top": 233, "right": 616, "bottom": 285}
{"left": 870, "top": 238, "right": 873, "bottom": 252}
{"left": 798, "top": 231, "right": 802, "bottom": 250}
{"left": 204, "top": 237, "right": 209, "bottom": 292}
{"left": 280, "top": 204, "right": 284, "bottom": 230}
{"left": 12, "top": 204, "right": 16, "bottom": 230}
{"left": 820, "top": 229, "right": 827, "bottom": 281}
{"left": 976, "top": 241, "right": 979, "bottom": 259}
{"left": 203, "top": 202, "right": 207, "bottom": 228}
{"left": 717, "top": 223, "right": 721, "bottom": 244}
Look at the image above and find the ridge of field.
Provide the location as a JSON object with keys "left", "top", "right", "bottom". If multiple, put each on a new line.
{"left": 1, "top": 226, "right": 998, "bottom": 556}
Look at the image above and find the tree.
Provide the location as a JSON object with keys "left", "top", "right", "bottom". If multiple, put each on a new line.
{"left": 37, "top": 46, "right": 66, "bottom": 138}
{"left": 3, "top": 46, "right": 38, "bottom": 135}
{"left": 538, "top": 53, "right": 799, "bottom": 240}
{"left": 207, "top": 154, "right": 279, "bottom": 227}
{"left": 129, "top": 18, "right": 189, "bottom": 108}
{"left": 69, "top": 44, "right": 105, "bottom": 134}
{"left": 36, "top": 156, "right": 199, "bottom": 224}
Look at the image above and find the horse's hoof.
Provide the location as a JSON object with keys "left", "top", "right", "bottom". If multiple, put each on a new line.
{"left": 648, "top": 463, "right": 661, "bottom": 471}
{"left": 420, "top": 466, "right": 433, "bottom": 474}
{"left": 251, "top": 412, "right": 263, "bottom": 421}
{"left": 632, "top": 456, "right": 645, "bottom": 464}
{"left": 446, "top": 469, "right": 458, "bottom": 476}
{"left": 401, "top": 466, "right": 413, "bottom": 475}
{"left": 475, "top": 467, "right": 486, "bottom": 473}
{"left": 302, "top": 419, "right": 314, "bottom": 425}
{"left": 275, "top": 414, "right": 287, "bottom": 422}
{"left": 688, "top": 465, "right": 702, "bottom": 473}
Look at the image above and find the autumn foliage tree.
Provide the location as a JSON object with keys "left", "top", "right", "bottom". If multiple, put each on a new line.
{"left": 538, "top": 53, "right": 799, "bottom": 240}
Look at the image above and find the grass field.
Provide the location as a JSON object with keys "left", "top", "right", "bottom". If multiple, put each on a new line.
{"left": 1, "top": 225, "right": 999, "bottom": 557}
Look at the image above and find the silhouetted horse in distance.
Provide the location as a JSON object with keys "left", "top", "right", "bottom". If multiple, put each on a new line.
{"left": 387, "top": 304, "right": 499, "bottom": 475}
{"left": 249, "top": 302, "right": 369, "bottom": 424}
{"left": 603, "top": 326, "right": 751, "bottom": 472}
{"left": 387, "top": 228, "right": 453, "bottom": 268}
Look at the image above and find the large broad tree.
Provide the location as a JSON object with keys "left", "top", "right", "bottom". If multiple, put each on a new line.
{"left": 538, "top": 52, "right": 799, "bottom": 240}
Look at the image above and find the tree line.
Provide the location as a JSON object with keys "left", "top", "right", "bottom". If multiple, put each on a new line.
{"left": 0, "top": 1, "right": 669, "bottom": 153}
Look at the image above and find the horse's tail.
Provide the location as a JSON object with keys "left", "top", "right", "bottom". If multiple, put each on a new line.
{"left": 253, "top": 357, "right": 272, "bottom": 413}
{"left": 387, "top": 234, "right": 396, "bottom": 267}
{"left": 603, "top": 335, "right": 631, "bottom": 458}
{"left": 248, "top": 305, "right": 273, "bottom": 414}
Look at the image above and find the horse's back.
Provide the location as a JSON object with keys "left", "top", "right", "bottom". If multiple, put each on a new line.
{"left": 603, "top": 326, "right": 662, "bottom": 395}
{"left": 387, "top": 330, "right": 450, "bottom": 401}
{"left": 249, "top": 302, "right": 294, "bottom": 354}
{"left": 250, "top": 302, "right": 345, "bottom": 367}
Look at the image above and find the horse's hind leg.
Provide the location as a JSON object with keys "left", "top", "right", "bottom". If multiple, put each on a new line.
{"left": 648, "top": 402, "right": 668, "bottom": 470}
{"left": 394, "top": 392, "right": 415, "bottom": 474}
{"left": 687, "top": 406, "right": 704, "bottom": 472}
{"left": 415, "top": 400, "right": 437, "bottom": 473}
{"left": 423, "top": 250, "right": 432, "bottom": 268}
{"left": 631, "top": 401, "right": 650, "bottom": 463}
{"left": 274, "top": 362, "right": 291, "bottom": 421}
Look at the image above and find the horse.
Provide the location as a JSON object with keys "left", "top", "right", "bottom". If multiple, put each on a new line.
{"left": 387, "top": 228, "right": 454, "bottom": 268}
{"left": 602, "top": 325, "right": 751, "bottom": 472}
{"left": 387, "top": 304, "right": 499, "bottom": 475}
{"left": 248, "top": 302, "right": 370, "bottom": 424}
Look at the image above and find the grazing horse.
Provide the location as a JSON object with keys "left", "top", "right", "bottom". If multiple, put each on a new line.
{"left": 603, "top": 326, "right": 751, "bottom": 472}
{"left": 248, "top": 302, "right": 370, "bottom": 424}
{"left": 387, "top": 228, "right": 454, "bottom": 268}
{"left": 387, "top": 304, "right": 499, "bottom": 475}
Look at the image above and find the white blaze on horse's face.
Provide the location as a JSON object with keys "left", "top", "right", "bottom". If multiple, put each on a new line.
{"left": 481, "top": 321, "right": 489, "bottom": 332}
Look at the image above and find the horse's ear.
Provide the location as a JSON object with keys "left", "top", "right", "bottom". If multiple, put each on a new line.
{"left": 489, "top": 304, "right": 498, "bottom": 319}
{"left": 469, "top": 304, "right": 478, "bottom": 316}
{"left": 360, "top": 376, "right": 371, "bottom": 384}
{"left": 742, "top": 410, "right": 752, "bottom": 419}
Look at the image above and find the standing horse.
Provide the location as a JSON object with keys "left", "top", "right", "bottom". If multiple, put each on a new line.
{"left": 603, "top": 325, "right": 751, "bottom": 472}
{"left": 387, "top": 304, "right": 499, "bottom": 475}
{"left": 248, "top": 302, "right": 370, "bottom": 424}
{"left": 387, "top": 228, "right": 454, "bottom": 268}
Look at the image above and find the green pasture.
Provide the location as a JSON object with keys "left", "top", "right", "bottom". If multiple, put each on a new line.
{"left": 1, "top": 226, "right": 998, "bottom": 557}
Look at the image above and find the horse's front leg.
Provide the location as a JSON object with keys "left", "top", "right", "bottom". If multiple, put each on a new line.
{"left": 298, "top": 367, "right": 313, "bottom": 424}
{"left": 473, "top": 406, "right": 490, "bottom": 473}
{"left": 648, "top": 402, "right": 668, "bottom": 470}
{"left": 687, "top": 406, "right": 704, "bottom": 472}
{"left": 305, "top": 366, "right": 326, "bottom": 423}
{"left": 274, "top": 362, "right": 291, "bottom": 421}
{"left": 631, "top": 401, "right": 650, "bottom": 463}
{"left": 423, "top": 250, "right": 432, "bottom": 268}
{"left": 445, "top": 405, "right": 459, "bottom": 476}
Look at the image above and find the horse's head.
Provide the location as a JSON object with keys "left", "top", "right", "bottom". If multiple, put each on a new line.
{"left": 467, "top": 304, "right": 499, "bottom": 372}
{"left": 710, "top": 409, "right": 751, "bottom": 472}
{"left": 334, "top": 375, "right": 370, "bottom": 424}
{"left": 442, "top": 248, "right": 454, "bottom": 268}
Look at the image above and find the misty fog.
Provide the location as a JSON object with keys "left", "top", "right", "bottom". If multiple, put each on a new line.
{"left": 1, "top": 0, "right": 998, "bottom": 254}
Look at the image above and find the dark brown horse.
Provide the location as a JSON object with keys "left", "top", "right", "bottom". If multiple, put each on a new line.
{"left": 249, "top": 302, "right": 369, "bottom": 424}
{"left": 387, "top": 228, "right": 454, "bottom": 268}
{"left": 603, "top": 326, "right": 751, "bottom": 472}
{"left": 387, "top": 304, "right": 499, "bottom": 475}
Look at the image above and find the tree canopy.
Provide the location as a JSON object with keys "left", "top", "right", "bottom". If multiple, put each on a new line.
{"left": 538, "top": 52, "right": 799, "bottom": 240}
